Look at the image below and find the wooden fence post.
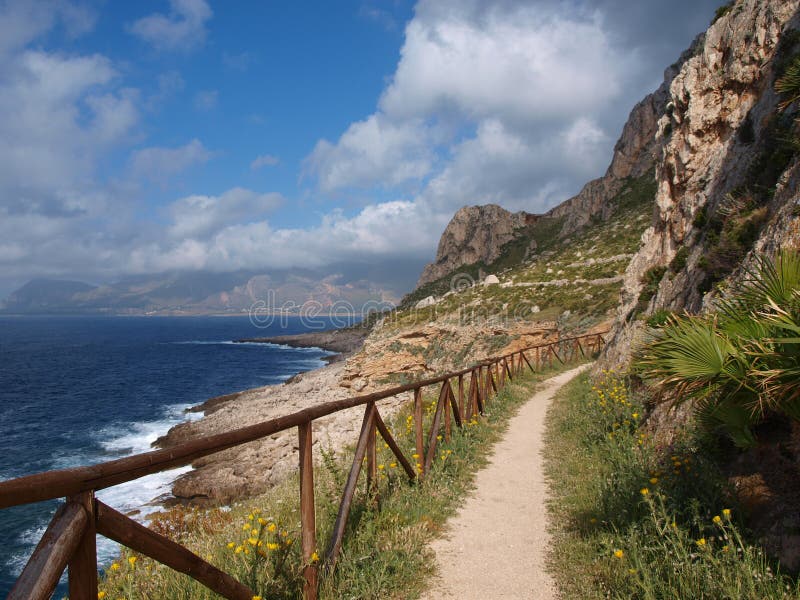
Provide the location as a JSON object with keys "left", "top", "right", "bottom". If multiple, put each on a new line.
{"left": 444, "top": 379, "right": 452, "bottom": 442}
{"left": 298, "top": 422, "right": 318, "bottom": 600}
{"left": 366, "top": 407, "right": 377, "bottom": 492}
{"left": 414, "top": 388, "right": 424, "bottom": 476}
{"left": 458, "top": 374, "right": 465, "bottom": 422}
{"left": 67, "top": 490, "right": 97, "bottom": 600}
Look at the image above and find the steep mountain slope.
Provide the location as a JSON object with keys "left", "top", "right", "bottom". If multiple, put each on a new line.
{"left": 605, "top": 0, "right": 800, "bottom": 366}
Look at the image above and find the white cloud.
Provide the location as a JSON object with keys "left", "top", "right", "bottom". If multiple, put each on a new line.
{"left": 305, "top": 114, "right": 435, "bottom": 191}
{"left": 193, "top": 89, "right": 218, "bottom": 111}
{"left": 123, "top": 198, "right": 445, "bottom": 276}
{"left": 167, "top": 187, "right": 284, "bottom": 240}
{"left": 129, "top": 0, "right": 212, "bottom": 52}
{"left": 129, "top": 139, "right": 212, "bottom": 185}
{"left": 250, "top": 154, "right": 280, "bottom": 170}
{"left": 380, "top": 5, "right": 624, "bottom": 123}
{"left": 0, "top": 48, "right": 137, "bottom": 216}
{"left": 303, "top": 0, "right": 630, "bottom": 207}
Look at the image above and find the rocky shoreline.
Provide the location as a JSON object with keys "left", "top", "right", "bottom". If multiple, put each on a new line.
{"left": 234, "top": 326, "right": 369, "bottom": 364}
{"left": 153, "top": 327, "right": 397, "bottom": 507}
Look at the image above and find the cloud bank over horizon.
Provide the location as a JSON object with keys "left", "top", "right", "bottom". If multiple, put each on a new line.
{"left": 0, "top": 0, "right": 720, "bottom": 297}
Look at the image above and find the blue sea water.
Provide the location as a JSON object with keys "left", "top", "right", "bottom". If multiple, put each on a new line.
{"left": 0, "top": 315, "right": 340, "bottom": 595}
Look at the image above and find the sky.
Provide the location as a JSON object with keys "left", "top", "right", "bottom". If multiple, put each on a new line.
{"left": 0, "top": 0, "right": 723, "bottom": 298}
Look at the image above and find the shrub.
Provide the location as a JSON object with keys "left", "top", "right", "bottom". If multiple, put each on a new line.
{"left": 637, "top": 251, "right": 800, "bottom": 447}
{"left": 669, "top": 247, "right": 689, "bottom": 273}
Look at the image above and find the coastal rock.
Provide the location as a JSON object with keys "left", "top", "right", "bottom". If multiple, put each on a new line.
{"left": 159, "top": 361, "right": 408, "bottom": 506}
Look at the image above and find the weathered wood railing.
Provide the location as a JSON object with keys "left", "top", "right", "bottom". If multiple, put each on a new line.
{"left": 0, "top": 331, "right": 606, "bottom": 600}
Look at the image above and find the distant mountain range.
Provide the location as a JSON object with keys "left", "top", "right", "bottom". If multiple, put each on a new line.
{"left": 0, "top": 270, "right": 401, "bottom": 316}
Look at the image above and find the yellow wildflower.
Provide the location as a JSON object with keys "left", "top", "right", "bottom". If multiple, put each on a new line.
{"left": 378, "top": 464, "right": 385, "bottom": 470}
{"left": 640, "top": 488, "right": 649, "bottom": 496}
{"left": 696, "top": 538, "right": 706, "bottom": 547}
{"left": 267, "top": 522, "right": 277, "bottom": 533}
{"left": 258, "top": 517, "right": 267, "bottom": 525}
{"left": 722, "top": 508, "right": 731, "bottom": 518}
{"left": 649, "top": 477, "right": 658, "bottom": 485}
{"left": 613, "top": 549, "right": 624, "bottom": 559}
{"left": 389, "top": 462, "right": 397, "bottom": 468}
{"left": 253, "top": 596, "right": 262, "bottom": 600}
{"left": 267, "top": 542, "right": 280, "bottom": 550}
{"left": 311, "top": 551, "right": 320, "bottom": 562}
{"left": 248, "top": 537, "right": 259, "bottom": 546}
{"left": 713, "top": 515, "right": 721, "bottom": 524}
{"left": 127, "top": 556, "right": 137, "bottom": 568}
{"left": 235, "top": 546, "right": 243, "bottom": 554}
{"left": 110, "top": 562, "right": 119, "bottom": 571}
{"left": 412, "top": 453, "right": 420, "bottom": 459}
{"left": 98, "top": 593, "right": 107, "bottom": 600}
{"left": 227, "top": 542, "right": 235, "bottom": 549}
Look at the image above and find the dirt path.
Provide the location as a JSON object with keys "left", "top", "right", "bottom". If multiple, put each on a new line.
{"left": 421, "top": 364, "right": 590, "bottom": 600}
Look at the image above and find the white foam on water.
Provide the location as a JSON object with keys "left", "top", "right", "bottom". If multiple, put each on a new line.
{"left": 3, "top": 404, "right": 204, "bottom": 580}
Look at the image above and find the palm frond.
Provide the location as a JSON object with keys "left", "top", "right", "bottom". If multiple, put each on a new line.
{"left": 776, "top": 56, "right": 800, "bottom": 112}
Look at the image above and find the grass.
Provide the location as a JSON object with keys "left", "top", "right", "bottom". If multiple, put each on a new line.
{"left": 98, "top": 363, "right": 575, "bottom": 599}
{"left": 544, "top": 370, "right": 800, "bottom": 599}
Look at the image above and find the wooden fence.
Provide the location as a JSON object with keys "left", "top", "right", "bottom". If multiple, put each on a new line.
{"left": 0, "top": 331, "right": 606, "bottom": 600}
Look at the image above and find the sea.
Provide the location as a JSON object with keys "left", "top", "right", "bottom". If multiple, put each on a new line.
{"left": 0, "top": 315, "right": 342, "bottom": 595}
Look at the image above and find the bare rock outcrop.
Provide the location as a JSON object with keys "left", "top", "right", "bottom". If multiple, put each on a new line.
{"left": 604, "top": 0, "right": 800, "bottom": 368}
{"left": 417, "top": 205, "right": 531, "bottom": 287}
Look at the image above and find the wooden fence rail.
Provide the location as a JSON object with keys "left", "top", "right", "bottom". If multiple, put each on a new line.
{"left": 1, "top": 330, "right": 606, "bottom": 600}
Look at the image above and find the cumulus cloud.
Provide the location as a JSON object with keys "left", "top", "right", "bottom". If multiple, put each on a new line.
{"left": 129, "top": 139, "right": 212, "bottom": 185}
{"left": 167, "top": 188, "right": 284, "bottom": 240}
{"left": 380, "top": 5, "right": 625, "bottom": 123}
{"left": 303, "top": 0, "right": 633, "bottom": 206}
{"left": 130, "top": 198, "right": 445, "bottom": 275}
{"left": 0, "top": 47, "right": 137, "bottom": 218}
{"left": 305, "top": 114, "right": 436, "bottom": 191}
{"left": 250, "top": 154, "right": 280, "bottom": 170}
{"left": 129, "top": 0, "right": 212, "bottom": 52}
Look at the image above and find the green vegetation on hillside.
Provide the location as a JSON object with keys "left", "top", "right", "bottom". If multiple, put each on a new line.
{"left": 545, "top": 371, "right": 800, "bottom": 599}
{"left": 392, "top": 172, "right": 657, "bottom": 334}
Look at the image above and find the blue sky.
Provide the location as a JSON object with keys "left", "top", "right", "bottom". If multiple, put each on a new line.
{"left": 0, "top": 0, "right": 722, "bottom": 297}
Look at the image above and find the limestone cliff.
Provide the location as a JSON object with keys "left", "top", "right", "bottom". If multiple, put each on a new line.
{"left": 416, "top": 205, "right": 531, "bottom": 287}
{"left": 604, "top": 0, "right": 800, "bottom": 366}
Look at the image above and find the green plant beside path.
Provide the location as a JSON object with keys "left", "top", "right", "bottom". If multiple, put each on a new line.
{"left": 544, "top": 370, "right": 800, "bottom": 599}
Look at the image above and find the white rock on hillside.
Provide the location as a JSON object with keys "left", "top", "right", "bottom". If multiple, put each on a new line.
{"left": 415, "top": 295, "right": 437, "bottom": 309}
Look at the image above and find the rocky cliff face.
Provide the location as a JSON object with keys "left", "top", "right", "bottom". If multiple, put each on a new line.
{"left": 416, "top": 204, "right": 531, "bottom": 287}
{"left": 604, "top": 0, "right": 800, "bottom": 366}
